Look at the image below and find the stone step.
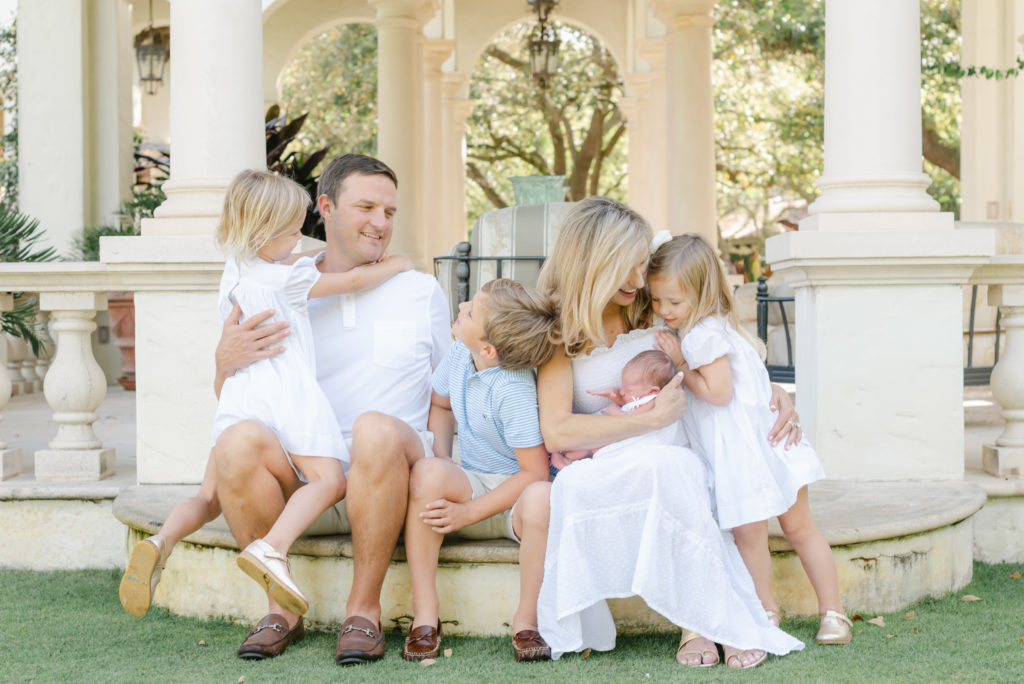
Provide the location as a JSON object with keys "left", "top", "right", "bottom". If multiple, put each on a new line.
{"left": 112, "top": 480, "right": 987, "bottom": 635}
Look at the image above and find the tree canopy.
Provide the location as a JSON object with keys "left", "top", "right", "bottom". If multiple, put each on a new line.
{"left": 275, "top": 4, "right": 964, "bottom": 242}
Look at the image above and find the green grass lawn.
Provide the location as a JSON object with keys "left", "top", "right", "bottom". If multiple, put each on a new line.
{"left": 1, "top": 563, "right": 1023, "bottom": 683}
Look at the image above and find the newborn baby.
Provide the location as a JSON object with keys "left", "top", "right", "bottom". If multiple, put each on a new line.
{"left": 550, "top": 350, "right": 678, "bottom": 470}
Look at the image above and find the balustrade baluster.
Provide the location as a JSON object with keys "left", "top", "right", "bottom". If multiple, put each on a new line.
{"left": 34, "top": 292, "right": 115, "bottom": 481}
{"left": 0, "top": 294, "right": 21, "bottom": 480}
{"left": 983, "top": 284, "right": 1024, "bottom": 478}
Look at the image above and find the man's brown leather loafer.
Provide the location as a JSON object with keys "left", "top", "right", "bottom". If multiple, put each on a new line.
{"left": 335, "top": 616, "right": 386, "bottom": 665}
{"left": 401, "top": 621, "right": 441, "bottom": 661}
{"left": 237, "top": 613, "right": 304, "bottom": 660}
{"left": 512, "top": 629, "right": 552, "bottom": 662}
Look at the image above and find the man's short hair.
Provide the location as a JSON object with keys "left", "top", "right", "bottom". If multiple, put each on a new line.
{"left": 480, "top": 279, "right": 560, "bottom": 371}
{"left": 317, "top": 153, "right": 398, "bottom": 204}
{"left": 624, "top": 350, "right": 678, "bottom": 389}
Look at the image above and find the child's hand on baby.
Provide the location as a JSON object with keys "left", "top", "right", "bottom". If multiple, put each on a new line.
{"left": 654, "top": 329, "right": 685, "bottom": 369}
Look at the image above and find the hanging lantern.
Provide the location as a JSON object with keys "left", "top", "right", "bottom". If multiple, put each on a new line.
{"left": 527, "top": 0, "right": 560, "bottom": 89}
{"left": 134, "top": 0, "right": 168, "bottom": 96}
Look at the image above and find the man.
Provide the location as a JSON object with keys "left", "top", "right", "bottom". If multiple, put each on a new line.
{"left": 213, "top": 154, "right": 451, "bottom": 663}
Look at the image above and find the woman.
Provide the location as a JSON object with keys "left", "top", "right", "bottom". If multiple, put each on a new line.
{"left": 529, "top": 197, "right": 804, "bottom": 668}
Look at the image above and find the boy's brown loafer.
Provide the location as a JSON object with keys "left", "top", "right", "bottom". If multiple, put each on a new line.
{"left": 237, "top": 613, "right": 304, "bottom": 660}
{"left": 335, "top": 616, "right": 386, "bottom": 665}
{"left": 512, "top": 629, "right": 552, "bottom": 662}
{"left": 402, "top": 621, "right": 441, "bottom": 661}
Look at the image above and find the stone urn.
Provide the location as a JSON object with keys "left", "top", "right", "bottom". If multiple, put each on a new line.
{"left": 106, "top": 292, "right": 136, "bottom": 390}
{"left": 509, "top": 175, "right": 567, "bottom": 205}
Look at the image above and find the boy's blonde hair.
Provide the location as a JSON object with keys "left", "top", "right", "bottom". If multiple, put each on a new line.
{"left": 479, "top": 278, "right": 560, "bottom": 371}
{"left": 537, "top": 197, "right": 653, "bottom": 358}
{"left": 216, "top": 169, "right": 310, "bottom": 260}
{"left": 648, "top": 234, "right": 767, "bottom": 360}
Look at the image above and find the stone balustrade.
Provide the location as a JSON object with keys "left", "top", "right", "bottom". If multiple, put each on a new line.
{"left": 971, "top": 255, "right": 1024, "bottom": 478}
{"left": 0, "top": 261, "right": 221, "bottom": 482}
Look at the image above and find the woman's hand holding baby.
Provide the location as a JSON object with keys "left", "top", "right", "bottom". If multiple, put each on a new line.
{"left": 646, "top": 372, "right": 687, "bottom": 426}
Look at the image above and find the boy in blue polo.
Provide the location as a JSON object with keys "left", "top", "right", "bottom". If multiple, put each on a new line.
{"left": 401, "top": 278, "right": 559, "bottom": 663}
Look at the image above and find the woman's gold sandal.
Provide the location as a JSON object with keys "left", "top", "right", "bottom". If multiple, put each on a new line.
{"left": 676, "top": 628, "right": 719, "bottom": 667}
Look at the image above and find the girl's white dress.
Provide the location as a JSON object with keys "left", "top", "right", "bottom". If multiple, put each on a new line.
{"left": 211, "top": 254, "right": 349, "bottom": 466}
{"left": 537, "top": 328, "right": 803, "bottom": 659}
{"left": 679, "top": 316, "right": 824, "bottom": 530}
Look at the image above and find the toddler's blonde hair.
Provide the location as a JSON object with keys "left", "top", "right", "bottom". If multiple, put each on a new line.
{"left": 216, "top": 169, "right": 310, "bottom": 260}
{"left": 537, "top": 197, "right": 653, "bottom": 357}
{"left": 648, "top": 234, "right": 767, "bottom": 360}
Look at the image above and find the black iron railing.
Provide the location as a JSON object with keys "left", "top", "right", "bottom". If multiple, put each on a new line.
{"left": 433, "top": 241, "right": 546, "bottom": 306}
{"left": 755, "top": 276, "right": 795, "bottom": 383}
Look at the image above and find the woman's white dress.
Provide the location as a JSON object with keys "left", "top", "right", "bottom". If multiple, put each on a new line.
{"left": 537, "top": 328, "right": 803, "bottom": 659}
{"left": 679, "top": 316, "right": 823, "bottom": 530}
{"left": 211, "top": 254, "right": 349, "bottom": 467}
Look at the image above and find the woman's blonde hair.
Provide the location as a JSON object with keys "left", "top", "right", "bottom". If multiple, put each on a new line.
{"left": 537, "top": 196, "right": 653, "bottom": 357}
{"left": 216, "top": 169, "right": 310, "bottom": 260}
{"left": 648, "top": 234, "right": 766, "bottom": 360}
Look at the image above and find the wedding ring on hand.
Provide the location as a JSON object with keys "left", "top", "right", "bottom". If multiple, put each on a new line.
{"left": 787, "top": 420, "right": 800, "bottom": 428}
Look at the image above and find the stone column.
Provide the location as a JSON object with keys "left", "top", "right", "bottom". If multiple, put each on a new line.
{"left": 0, "top": 294, "right": 21, "bottom": 481}
{"left": 809, "top": 0, "right": 937, "bottom": 216}
{"left": 371, "top": 0, "right": 432, "bottom": 265}
{"left": 422, "top": 40, "right": 455, "bottom": 262}
{"left": 17, "top": 0, "right": 86, "bottom": 255}
{"left": 767, "top": 0, "right": 996, "bottom": 481}
{"left": 441, "top": 73, "right": 473, "bottom": 250}
{"left": 959, "top": 0, "right": 1012, "bottom": 223}
{"left": 35, "top": 293, "right": 115, "bottom": 482}
{"left": 636, "top": 37, "right": 669, "bottom": 234}
{"left": 149, "top": 0, "right": 265, "bottom": 231}
{"left": 983, "top": 284, "right": 1024, "bottom": 477}
{"left": 621, "top": 73, "right": 653, "bottom": 222}
{"left": 653, "top": 1, "right": 717, "bottom": 246}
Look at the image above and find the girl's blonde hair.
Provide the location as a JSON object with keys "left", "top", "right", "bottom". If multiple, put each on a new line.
{"left": 216, "top": 169, "right": 310, "bottom": 260}
{"left": 648, "top": 234, "right": 767, "bottom": 360}
{"left": 537, "top": 196, "right": 653, "bottom": 357}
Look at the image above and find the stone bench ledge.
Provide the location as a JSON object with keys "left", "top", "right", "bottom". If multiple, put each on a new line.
{"left": 112, "top": 485, "right": 519, "bottom": 564}
{"left": 115, "top": 480, "right": 986, "bottom": 560}
{"left": 768, "top": 480, "right": 985, "bottom": 551}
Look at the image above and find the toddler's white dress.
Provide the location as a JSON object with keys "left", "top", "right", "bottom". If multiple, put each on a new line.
{"left": 538, "top": 327, "right": 803, "bottom": 659}
{"left": 211, "top": 254, "right": 349, "bottom": 467}
{"left": 679, "top": 316, "right": 823, "bottom": 530}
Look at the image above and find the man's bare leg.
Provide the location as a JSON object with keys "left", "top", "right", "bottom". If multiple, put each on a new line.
{"left": 343, "top": 411, "right": 428, "bottom": 624}
{"left": 214, "top": 420, "right": 304, "bottom": 630}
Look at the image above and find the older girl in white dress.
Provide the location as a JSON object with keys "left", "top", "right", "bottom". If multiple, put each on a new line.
{"left": 527, "top": 197, "right": 805, "bottom": 669}
{"left": 119, "top": 170, "right": 410, "bottom": 621}
{"left": 648, "top": 232, "right": 852, "bottom": 645}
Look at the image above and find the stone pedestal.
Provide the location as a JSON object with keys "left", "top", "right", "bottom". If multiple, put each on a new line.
{"left": 768, "top": 226, "right": 995, "bottom": 480}
{"left": 35, "top": 449, "right": 114, "bottom": 482}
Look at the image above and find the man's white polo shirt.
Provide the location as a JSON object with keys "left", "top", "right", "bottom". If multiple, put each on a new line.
{"left": 308, "top": 269, "right": 451, "bottom": 437}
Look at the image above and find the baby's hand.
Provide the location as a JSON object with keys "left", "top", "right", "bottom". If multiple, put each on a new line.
{"left": 587, "top": 386, "right": 627, "bottom": 406}
{"left": 654, "top": 329, "right": 685, "bottom": 369}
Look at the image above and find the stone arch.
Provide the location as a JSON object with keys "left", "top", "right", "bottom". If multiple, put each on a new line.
{"left": 262, "top": 0, "right": 375, "bottom": 102}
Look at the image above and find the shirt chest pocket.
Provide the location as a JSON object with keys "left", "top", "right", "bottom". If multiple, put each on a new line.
{"left": 373, "top": 320, "right": 418, "bottom": 369}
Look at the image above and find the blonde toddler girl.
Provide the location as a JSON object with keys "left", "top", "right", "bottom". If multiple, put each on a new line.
{"left": 647, "top": 231, "right": 852, "bottom": 645}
